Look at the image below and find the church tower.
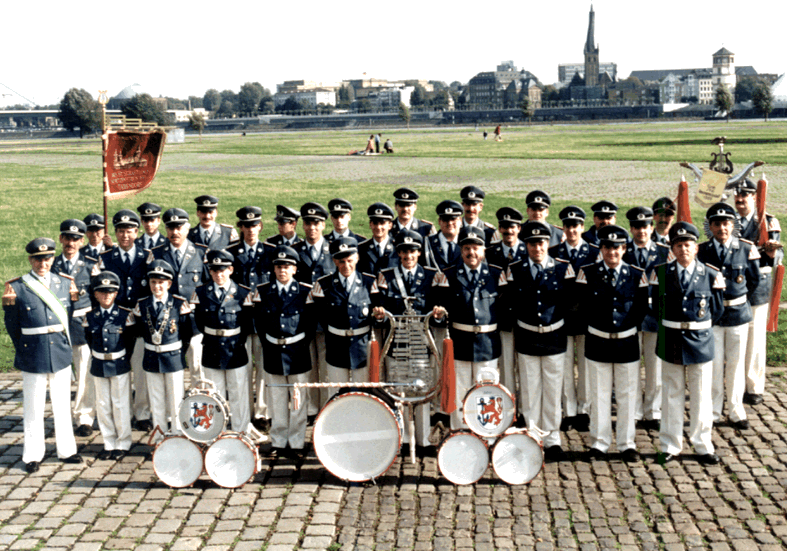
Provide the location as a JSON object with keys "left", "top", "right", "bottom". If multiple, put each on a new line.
{"left": 584, "top": 5, "right": 599, "bottom": 87}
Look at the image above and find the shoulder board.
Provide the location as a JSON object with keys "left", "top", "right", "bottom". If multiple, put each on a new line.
{"left": 483, "top": 221, "right": 495, "bottom": 230}
{"left": 487, "top": 264, "right": 503, "bottom": 271}
{"left": 361, "top": 272, "right": 376, "bottom": 280}
{"left": 100, "top": 249, "right": 113, "bottom": 256}
{"left": 299, "top": 282, "right": 313, "bottom": 289}
{"left": 629, "top": 264, "right": 645, "bottom": 273}
{"left": 704, "top": 263, "right": 720, "bottom": 272}
{"left": 117, "top": 305, "right": 132, "bottom": 313}
{"left": 739, "top": 238, "right": 754, "bottom": 246}
{"left": 173, "top": 294, "right": 188, "bottom": 302}
{"left": 5, "top": 277, "right": 20, "bottom": 284}
{"left": 589, "top": 243, "right": 600, "bottom": 249}
{"left": 423, "top": 266, "right": 438, "bottom": 273}
{"left": 238, "top": 284, "right": 251, "bottom": 291}
{"left": 257, "top": 281, "right": 272, "bottom": 290}
{"left": 59, "top": 273, "right": 75, "bottom": 281}
{"left": 508, "top": 259, "right": 524, "bottom": 269}
{"left": 551, "top": 223, "right": 562, "bottom": 231}
{"left": 194, "top": 243, "right": 209, "bottom": 250}
{"left": 655, "top": 242, "right": 670, "bottom": 250}
{"left": 220, "top": 223, "right": 233, "bottom": 229}
{"left": 554, "top": 257, "right": 569, "bottom": 264}
{"left": 83, "top": 255, "right": 99, "bottom": 263}
{"left": 380, "top": 267, "right": 395, "bottom": 275}
{"left": 263, "top": 241, "right": 275, "bottom": 249}
{"left": 578, "top": 262, "right": 595, "bottom": 271}
{"left": 150, "top": 243, "right": 166, "bottom": 251}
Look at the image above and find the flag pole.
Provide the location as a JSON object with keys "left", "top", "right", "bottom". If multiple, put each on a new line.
{"left": 98, "top": 90, "right": 109, "bottom": 224}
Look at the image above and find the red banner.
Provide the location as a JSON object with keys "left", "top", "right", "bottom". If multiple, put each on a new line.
{"left": 103, "top": 130, "right": 166, "bottom": 200}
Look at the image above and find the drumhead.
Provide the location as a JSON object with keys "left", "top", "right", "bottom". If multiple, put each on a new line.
{"left": 463, "top": 383, "right": 516, "bottom": 438}
{"left": 153, "top": 436, "right": 204, "bottom": 488}
{"left": 491, "top": 432, "right": 544, "bottom": 485}
{"left": 178, "top": 390, "right": 228, "bottom": 443}
{"left": 314, "top": 392, "right": 401, "bottom": 482}
{"left": 204, "top": 432, "right": 258, "bottom": 488}
{"left": 437, "top": 431, "right": 489, "bottom": 485}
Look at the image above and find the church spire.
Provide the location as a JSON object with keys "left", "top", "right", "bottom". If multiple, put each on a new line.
{"left": 584, "top": 4, "right": 596, "bottom": 55}
{"left": 583, "top": 4, "right": 599, "bottom": 87}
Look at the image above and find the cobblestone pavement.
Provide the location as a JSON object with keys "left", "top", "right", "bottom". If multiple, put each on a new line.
{"left": 1, "top": 369, "right": 787, "bottom": 551}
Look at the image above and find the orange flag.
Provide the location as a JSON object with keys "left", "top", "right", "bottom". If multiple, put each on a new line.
{"left": 440, "top": 337, "right": 456, "bottom": 414}
{"left": 676, "top": 176, "right": 692, "bottom": 224}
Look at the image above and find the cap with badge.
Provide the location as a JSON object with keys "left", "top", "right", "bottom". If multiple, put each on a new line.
{"left": 330, "top": 236, "right": 359, "bottom": 258}
{"left": 163, "top": 208, "right": 190, "bottom": 227}
{"left": 559, "top": 206, "right": 586, "bottom": 223}
{"left": 496, "top": 207, "right": 524, "bottom": 227}
{"left": 26, "top": 238, "right": 56, "bottom": 258}
{"left": 137, "top": 202, "right": 162, "bottom": 219}
{"left": 147, "top": 259, "right": 175, "bottom": 280}
{"left": 590, "top": 201, "right": 619, "bottom": 218}
{"left": 652, "top": 197, "right": 676, "bottom": 215}
{"left": 460, "top": 185, "right": 485, "bottom": 203}
{"left": 734, "top": 178, "right": 757, "bottom": 195}
{"left": 436, "top": 200, "right": 463, "bottom": 219}
{"left": 92, "top": 271, "right": 121, "bottom": 292}
{"left": 525, "top": 190, "right": 551, "bottom": 209}
{"left": 367, "top": 202, "right": 394, "bottom": 221}
{"left": 272, "top": 245, "right": 299, "bottom": 265}
{"left": 597, "top": 224, "right": 628, "bottom": 245}
{"left": 393, "top": 187, "right": 419, "bottom": 204}
{"left": 206, "top": 249, "right": 234, "bottom": 269}
{"left": 394, "top": 229, "right": 423, "bottom": 250}
{"left": 328, "top": 198, "right": 353, "bottom": 215}
{"left": 300, "top": 202, "right": 328, "bottom": 221}
{"left": 706, "top": 202, "right": 736, "bottom": 221}
{"left": 84, "top": 214, "right": 105, "bottom": 230}
{"left": 520, "top": 221, "right": 552, "bottom": 241}
{"left": 458, "top": 226, "right": 486, "bottom": 246}
{"left": 113, "top": 209, "right": 141, "bottom": 228}
{"left": 236, "top": 206, "right": 262, "bottom": 225}
{"left": 626, "top": 206, "right": 654, "bottom": 227}
{"left": 60, "top": 219, "right": 87, "bottom": 238}
{"left": 195, "top": 195, "right": 219, "bottom": 210}
{"left": 274, "top": 205, "right": 300, "bottom": 222}
{"left": 668, "top": 222, "right": 700, "bottom": 243}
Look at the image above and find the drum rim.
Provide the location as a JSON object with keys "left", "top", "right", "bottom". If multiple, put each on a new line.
{"left": 153, "top": 435, "right": 204, "bottom": 488}
{"left": 313, "top": 391, "right": 402, "bottom": 482}
{"left": 462, "top": 383, "right": 517, "bottom": 437}
{"left": 437, "top": 430, "right": 490, "bottom": 485}
{"left": 178, "top": 390, "right": 229, "bottom": 443}
{"left": 491, "top": 431, "right": 544, "bottom": 485}
{"left": 204, "top": 432, "right": 259, "bottom": 488}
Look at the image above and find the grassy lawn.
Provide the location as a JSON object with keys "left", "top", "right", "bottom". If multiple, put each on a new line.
{"left": 1, "top": 119, "right": 785, "bottom": 369}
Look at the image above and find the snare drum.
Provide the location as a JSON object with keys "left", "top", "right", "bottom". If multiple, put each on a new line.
{"left": 178, "top": 387, "right": 229, "bottom": 443}
{"left": 491, "top": 430, "right": 544, "bottom": 485}
{"left": 437, "top": 430, "right": 490, "bottom": 485}
{"left": 204, "top": 431, "right": 261, "bottom": 488}
{"left": 153, "top": 435, "right": 204, "bottom": 488}
{"left": 313, "top": 390, "right": 402, "bottom": 482}
{"left": 462, "top": 382, "right": 516, "bottom": 438}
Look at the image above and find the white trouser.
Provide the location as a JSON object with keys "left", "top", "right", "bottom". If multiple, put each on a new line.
{"left": 561, "top": 340, "right": 577, "bottom": 419}
{"left": 146, "top": 370, "right": 185, "bottom": 441}
{"left": 517, "top": 352, "right": 564, "bottom": 448}
{"left": 568, "top": 335, "right": 590, "bottom": 415}
{"left": 450, "top": 359, "right": 499, "bottom": 430}
{"left": 431, "top": 327, "right": 448, "bottom": 414}
{"left": 130, "top": 336, "right": 150, "bottom": 421}
{"left": 22, "top": 369, "right": 77, "bottom": 463}
{"left": 712, "top": 324, "right": 748, "bottom": 423}
{"left": 186, "top": 333, "right": 203, "bottom": 382}
{"left": 248, "top": 335, "right": 267, "bottom": 420}
{"left": 586, "top": 358, "right": 639, "bottom": 453}
{"left": 325, "top": 364, "right": 369, "bottom": 402}
{"left": 384, "top": 356, "right": 431, "bottom": 447}
{"left": 72, "top": 343, "right": 95, "bottom": 426}
{"left": 660, "top": 360, "right": 714, "bottom": 456}
{"left": 636, "top": 331, "right": 662, "bottom": 421}
{"left": 264, "top": 370, "right": 310, "bottom": 449}
{"left": 204, "top": 365, "right": 251, "bottom": 433}
{"left": 308, "top": 332, "right": 328, "bottom": 413}
{"left": 498, "top": 331, "right": 516, "bottom": 396}
{"left": 94, "top": 373, "right": 132, "bottom": 451}
{"left": 745, "top": 303, "right": 769, "bottom": 395}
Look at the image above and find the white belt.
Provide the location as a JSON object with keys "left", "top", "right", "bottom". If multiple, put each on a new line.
{"left": 265, "top": 333, "right": 306, "bottom": 345}
{"left": 92, "top": 349, "right": 127, "bottom": 361}
{"left": 327, "top": 325, "right": 370, "bottom": 337}
{"left": 761, "top": 267, "right": 773, "bottom": 274}
{"left": 204, "top": 326, "right": 241, "bottom": 337}
{"left": 72, "top": 306, "right": 91, "bottom": 318}
{"left": 145, "top": 341, "right": 182, "bottom": 353}
{"left": 724, "top": 295, "right": 746, "bottom": 307}
{"left": 517, "top": 319, "right": 565, "bottom": 334}
{"left": 452, "top": 322, "right": 498, "bottom": 334}
{"left": 662, "top": 320, "right": 712, "bottom": 330}
{"left": 21, "top": 324, "right": 65, "bottom": 336}
{"left": 587, "top": 326, "right": 637, "bottom": 340}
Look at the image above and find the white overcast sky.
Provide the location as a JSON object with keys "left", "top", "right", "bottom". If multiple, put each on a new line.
{"left": 2, "top": 0, "right": 785, "bottom": 107}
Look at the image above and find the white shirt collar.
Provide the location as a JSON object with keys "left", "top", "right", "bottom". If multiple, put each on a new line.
{"left": 339, "top": 272, "right": 356, "bottom": 288}
{"left": 603, "top": 262, "right": 621, "bottom": 274}
{"left": 276, "top": 280, "right": 293, "bottom": 293}
{"left": 677, "top": 260, "right": 696, "bottom": 276}
{"left": 121, "top": 244, "right": 136, "bottom": 259}
{"left": 33, "top": 271, "right": 51, "bottom": 287}
{"left": 439, "top": 232, "right": 457, "bottom": 247}
{"left": 170, "top": 242, "right": 188, "bottom": 255}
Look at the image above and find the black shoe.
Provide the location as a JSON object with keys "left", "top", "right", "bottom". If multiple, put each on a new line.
{"left": 97, "top": 450, "right": 112, "bottom": 461}
{"left": 559, "top": 417, "right": 574, "bottom": 432}
{"left": 62, "top": 454, "right": 83, "bottom": 464}
{"left": 659, "top": 453, "right": 678, "bottom": 465}
{"left": 307, "top": 414, "right": 317, "bottom": 426}
{"left": 74, "top": 424, "right": 93, "bottom": 437}
{"left": 731, "top": 419, "right": 750, "bottom": 431}
{"left": 639, "top": 419, "right": 660, "bottom": 431}
{"left": 745, "top": 394, "right": 764, "bottom": 405}
{"left": 25, "top": 461, "right": 40, "bottom": 473}
{"left": 697, "top": 452, "right": 720, "bottom": 465}
{"left": 620, "top": 448, "right": 640, "bottom": 463}
{"left": 135, "top": 419, "right": 153, "bottom": 432}
{"left": 252, "top": 418, "right": 272, "bottom": 434}
{"left": 544, "top": 445, "right": 565, "bottom": 461}
{"left": 111, "top": 450, "right": 127, "bottom": 461}
{"left": 587, "top": 448, "right": 606, "bottom": 461}
{"left": 416, "top": 445, "right": 436, "bottom": 458}
{"left": 573, "top": 414, "right": 590, "bottom": 432}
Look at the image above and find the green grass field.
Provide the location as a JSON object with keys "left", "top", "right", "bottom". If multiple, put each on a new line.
{"left": 1, "top": 120, "right": 785, "bottom": 369}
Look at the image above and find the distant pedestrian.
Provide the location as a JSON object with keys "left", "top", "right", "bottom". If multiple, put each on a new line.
{"left": 494, "top": 125, "right": 502, "bottom": 141}
{"left": 384, "top": 138, "right": 394, "bottom": 153}
{"left": 374, "top": 133, "right": 381, "bottom": 153}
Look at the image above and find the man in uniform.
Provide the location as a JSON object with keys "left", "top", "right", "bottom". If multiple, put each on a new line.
{"left": 624, "top": 206, "right": 672, "bottom": 431}
{"left": 460, "top": 185, "right": 497, "bottom": 246}
{"left": 427, "top": 200, "right": 464, "bottom": 272}
{"left": 582, "top": 201, "right": 618, "bottom": 246}
{"left": 732, "top": 179, "right": 783, "bottom": 405}
{"left": 326, "top": 198, "right": 366, "bottom": 243}
{"left": 265, "top": 205, "right": 302, "bottom": 247}
{"left": 576, "top": 225, "right": 648, "bottom": 461}
{"left": 188, "top": 195, "right": 239, "bottom": 250}
{"left": 549, "top": 206, "right": 599, "bottom": 432}
{"left": 435, "top": 226, "right": 508, "bottom": 429}
{"left": 521, "top": 190, "right": 564, "bottom": 247}
{"left": 651, "top": 222, "right": 725, "bottom": 464}
{"left": 136, "top": 202, "right": 166, "bottom": 250}
{"left": 53, "top": 219, "right": 95, "bottom": 437}
{"left": 4, "top": 238, "right": 82, "bottom": 472}
{"left": 652, "top": 197, "right": 676, "bottom": 245}
{"left": 390, "top": 187, "right": 436, "bottom": 240}
{"left": 81, "top": 214, "right": 106, "bottom": 259}
{"left": 697, "top": 202, "right": 761, "bottom": 430}
{"left": 507, "top": 221, "right": 576, "bottom": 460}
{"left": 358, "top": 202, "right": 397, "bottom": 274}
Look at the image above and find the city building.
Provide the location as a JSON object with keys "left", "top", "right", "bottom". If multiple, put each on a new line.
{"left": 558, "top": 62, "right": 618, "bottom": 85}
{"left": 568, "top": 5, "right": 617, "bottom": 101}
{"left": 273, "top": 89, "right": 336, "bottom": 108}
{"left": 465, "top": 62, "right": 541, "bottom": 108}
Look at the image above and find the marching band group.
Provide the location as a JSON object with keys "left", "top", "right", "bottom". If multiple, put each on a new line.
{"left": 3, "top": 182, "right": 782, "bottom": 475}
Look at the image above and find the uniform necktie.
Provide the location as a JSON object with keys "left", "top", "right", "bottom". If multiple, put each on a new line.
{"left": 378, "top": 244, "right": 385, "bottom": 258}
{"left": 174, "top": 249, "right": 182, "bottom": 269}
{"left": 570, "top": 249, "right": 577, "bottom": 263}
{"left": 717, "top": 244, "right": 726, "bottom": 263}
{"left": 203, "top": 230, "right": 212, "bottom": 245}
{"left": 533, "top": 263, "right": 543, "bottom": 280}
{"left": 344, "top": 276, "right": 351, "bottom": 291}
{"left": 123, "top": 252, "right": 130, "bottom": 268}
{"left": 218, "top": 287, "right": 226, "bottom": 302}
{"left": 145, "top": 236, "right": 152, "bottom": 250}
{"left": 154, "top": 301, "right": 162, "bottom": 317}
{"left": 608, "top": 268, "right": 617, "bottom": 287}
{"left": 64, "top": 259, "right": 72, "bottom": 274}
{"left": 680, "top": 268, "right": 689, "bottom": 290}
{"left": 507, "top": 248, "right": 514, "bottom": 261}
{"left": 739, "top": 217, "right": 747, "bottom": 233}
{"left": 310, "top": 245, "right": 318, "bottom": 262}
{"left": 103, "top": 309, "right": 111, "bottom": 322}
{"left": 405, "top": 271, "right": 414, "bottom": 290}
{"left": 471, "top": 270, "right": 478, "bottom": 286}
{"left": 248, "top": 246, "right": 255, "bottom": 261}
{"left": 638, "top": 248, "right": 647, "bottom": 267}
{"left": 280, "top": 285, "right": 287, "bottom": 299}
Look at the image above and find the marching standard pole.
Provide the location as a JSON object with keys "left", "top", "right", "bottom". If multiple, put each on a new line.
{"left": 98, "top": 90, "right": 109, "bottom": 224}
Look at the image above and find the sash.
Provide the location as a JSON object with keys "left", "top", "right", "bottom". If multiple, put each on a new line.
{"left": 21, "top": 273, "right": 72, "bottom": 346}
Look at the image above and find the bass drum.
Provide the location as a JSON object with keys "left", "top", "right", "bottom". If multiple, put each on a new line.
{"left": 462, "top": 382, "right": 516, "bottom": 438}
{"left": 437, "top": 430, "right": 490, "bottom": 485}
{"left": 153, "top": 435, "right": 204, "bottom": 488}
{"left": 313, "top": 389, "right": 401, "bottom": 482}
{"left": 491, "top": 430, "right": 544, "bottom": 485}
{"left": 178, "top": 387, "right": 229, "bottom": 444}
{"left": 204, "top": 431, "right": 261, "bottom": 488}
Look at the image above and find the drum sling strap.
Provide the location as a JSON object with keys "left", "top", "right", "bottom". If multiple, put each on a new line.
{"left": 22, "top": 273, "right": 71, "bottom": 346}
